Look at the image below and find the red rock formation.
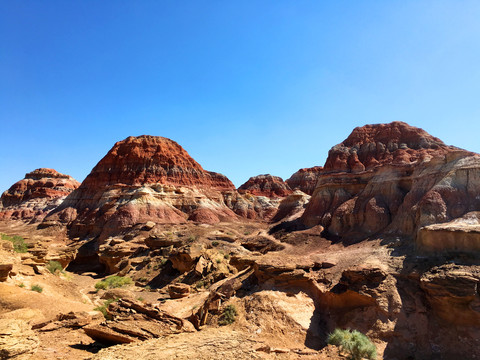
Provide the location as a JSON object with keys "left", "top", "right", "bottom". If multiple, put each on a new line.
{"left": 43, "top": 136, "right": 237, "bottom": 238}
{"left": 286, "top": 166, "right": 323, "bottom": 195}
{"left": 324, "top": 121, "right": 455, "bottom": 173}
{"left": 0, "top": 168, "right": 80, "bottom": 222}
{"left": 301, "top": 121, "right": 480, "bottom": 241}
{"left": 238, "top": 174, "right": 292, "bottom": 198}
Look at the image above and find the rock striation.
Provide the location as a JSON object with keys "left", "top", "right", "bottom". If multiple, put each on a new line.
{"left": 238, "top": 175, "right": 292, "bottom": 198}
{"left": 286, "top": 166, "right": 323, "bottom": 195}
{"left": 42, "top": 136, "right": 237, "bottom": 239}
{"left": 301, "top": 121, "right": 480, "bottom": 241}
{"left": 0, "top": 168, "right": 79, "bottom": 222}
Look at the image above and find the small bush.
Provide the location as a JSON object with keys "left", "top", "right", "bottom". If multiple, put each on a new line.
{"left": 219, "top": 304, "right": 237, "bottom": 326}
{"left": 94, "top": 298, "right": 117, "bottom": 320}
{"left": 18, "top": 283, "right": 25, "bottom": 288}
{"left": 195, "top": 280, "right": 205, "bottom": 289}
{"left": 1, "top": 233, "right": 28, "bottom": 253}
{"left": 216, "top": 258, "right": 221, "bottom": 264}
{"left": 31, "top": 284, "right": 43, "bottom": 293}
{"left": 188, "top": 235, "right": 196, "bottom": 241}
{"left": 212, "top": 241, "right": 219, "bottom": 247}
{"left": 95, "top": 276, "right": 132, "bottom": 290}
{"left": 46, "top": 260, "right": 63, "bottom": 274}
{"left": 224, "top": 254, "right": 230, "bottom": 260}
{"left": 328, "top": 328, "right": 377, "bottom": 360}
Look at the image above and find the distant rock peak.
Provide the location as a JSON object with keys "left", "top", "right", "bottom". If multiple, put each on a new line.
{"left": 238, "top": 174, "right": 292, "bottom": 198}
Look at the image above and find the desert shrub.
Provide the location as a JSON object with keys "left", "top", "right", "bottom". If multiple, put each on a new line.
{"left": 31, "top": 284, "right": 43, "bottom": 293}
{"left": 188, "top": 235, "right": 196, "bottom": 241}
{"left": 195, "top": 280, "right": 205, "bottom": 289}
{"left": 18, "top": 283, "right": 25, "bottom": 288}
{"left": 211, "top": 241, "right": 219, "bottom": 247}
{"left": 94, "top": 298, "right": 117, "bottom": 320}
{"left": 219, "top": 304, "right": 237, "bottom": 326}
{"left": 216, "top": 258, "right": 221, "bottom": 264}
{"left": 95, "top": 276, "right": 132, "bottom": 290}
{"left": 328, "top": 328, "right": 377, "bottom": 360}
{"left": 46, "top": 260, "right": 63, "bottom": 274}
{"left": 224, "top": 254, "right": 230, "bottom": 260}
{"left": 1, "top": 233, "right": 28, "bottom": 253}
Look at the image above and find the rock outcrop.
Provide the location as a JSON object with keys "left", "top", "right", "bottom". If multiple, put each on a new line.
{"left": 42, "top": 136, "right": 237, "bottom": 239}
{"left": 0, "top": 168, "right": 79, "bottom": 222}
{"left": 0, "top": 319, "right": 39, "bottom": 359}
{"left": 286, "top": 166, "right": 323, "bottom": 195}
{"left": 83, "top": 299, "right": 195, "bottom": 344}
{"left": 417, "top": 211, "right": 480, "bottom": 254}
{"left": 301, "top": 121, "right": 480, "bottom": 241}
{"left": 238, "top": 175, "right": 292, "bottom": 198}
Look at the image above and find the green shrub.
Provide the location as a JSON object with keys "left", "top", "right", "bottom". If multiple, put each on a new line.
{"left": 212, "top": 241, "right": 219, "bottom": 247}
{"left": 46, "top": 260, "right": 63, "bottom": 274}
{"left": 195, "top": 280, "right": 205, "bottom": 289}
{"left": 95, "top": 276, "right": 132, "bottom": 290}
{"left": 18, "top": 283, "right": 25, "bottom": 288}
{"left": 94, "top": 298, "right": 117, "bottom": 320}
{"left": 219, "top": 304, "right": 237, "bottom": 326}
{"left": 31, "top": 284, "right": 43, "bottom": 293}
{"left": 328, "top": 328, "right": 377, "bottom": 360}
{"left": 1, "top": 233, "right": 28, "bottom": 253}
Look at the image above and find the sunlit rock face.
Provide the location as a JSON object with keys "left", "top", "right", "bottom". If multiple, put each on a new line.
{"left": 238, "top": 174, "right": 292, "bottom": 198}
{"left": 42, "top": 135, "right": 238, "bottom": 239}
{"left": 0, "top": 168, "right": 80, "bottom": 222}
{"left": 286, "top": 166, "right": 323, "bottom": 195}
{"left": 301, "top": 121, "right": 480, "bottom": 240}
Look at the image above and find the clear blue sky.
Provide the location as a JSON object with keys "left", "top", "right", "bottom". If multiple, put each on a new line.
{"left": 2, "top": 1, "right": 480, "bottom": 192}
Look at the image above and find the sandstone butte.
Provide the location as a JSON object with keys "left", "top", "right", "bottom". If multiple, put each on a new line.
{"left": 0, "top": 168, "right": 80, "bottom": 222}
{"left": 42, "top": 135, "right": 241, "bottom": 239}
{"left": 302, "top": 121, "right": 480, "bottom": 246}
{"left": 238, "top": 174, "right": 293, "bottom": 198}
{"left": 285, "top": 166, "right": 324, "bottom": 195}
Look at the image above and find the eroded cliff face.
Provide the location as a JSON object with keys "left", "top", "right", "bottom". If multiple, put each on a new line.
{"left": 286, "top": 166, "right": 323, "bottom": 195}
{"left": 301, "top": 121, "right": 480, "bottom": 241}
{"left": 238, "top": 174, "right": 292, "bottom": 198}
{"left": 42, "top": 136, "right": 238, "bottom": 239}
{"left": 0, "top": 168, "right": 80, "bottom": 222}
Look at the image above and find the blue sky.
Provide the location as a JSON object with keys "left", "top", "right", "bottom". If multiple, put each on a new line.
{"left": 1, "top": 1, "right": 480, "bottom": 191}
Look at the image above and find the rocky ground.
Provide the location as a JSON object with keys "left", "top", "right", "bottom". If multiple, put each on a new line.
{"left": 1, "top": 122, "right": 480, "bottom": 359}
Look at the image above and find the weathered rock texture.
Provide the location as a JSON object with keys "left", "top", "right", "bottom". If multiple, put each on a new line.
{"left": 83, "top": 299, "right": 194, "bottom": 344}
{"left": 43, "top": 136, "right": 237, "bottom": 239}
{"left": 302, "top": 121, "right": 480, "bottom": 241}
{"left": 417, "top": 211, "right": 480, "bottom": 254}
{"left": 286, "top": 166, "right": 323, "bottom": 195}
{"left": 238, "top": 174, "right": 292, "bottom": 198}
{"left": 0, "top": 319, "right": 39, "bottom": 359}
{"left": 0, "top": 168, "right": 79, "bottom": 222}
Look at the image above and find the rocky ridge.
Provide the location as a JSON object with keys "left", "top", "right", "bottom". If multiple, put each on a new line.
{"left": 301, "top": 121, "right": 480, "bottom": 243}
{"left": 42, "top": 136, "right": 239, "bottom": 239}
{"left": 238, "top": 174, "right": 292, "bottom": 198}
{"left": 286, "top": 166, "right": 324, "bottom": 195}
{"left": 0, "top": 168, "right": 79, "bottom": 222}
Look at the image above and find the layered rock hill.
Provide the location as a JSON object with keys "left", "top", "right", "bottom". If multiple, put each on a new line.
{"left": 301, "top": 121, "right": 480, "bottom": 244}
{"left": 286, "top": 166, "right": 323, "bottom": 195}
{"left": 43, "top": 136, "right": 238, "bottom": 239}
{"left": 0, "top": 168, "right": 80, "bottom": 222}
{"left": 238, "top": 174, "right": 292, "bottom": 198}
